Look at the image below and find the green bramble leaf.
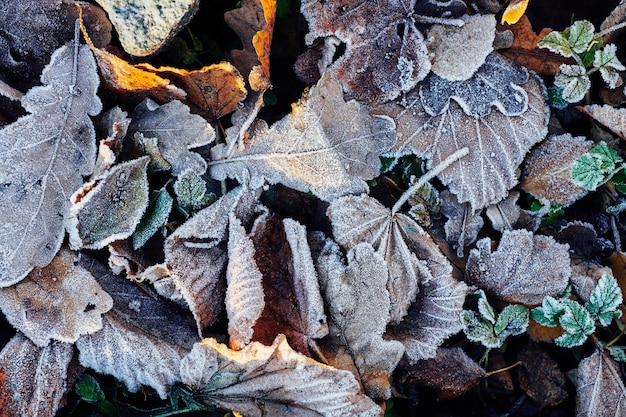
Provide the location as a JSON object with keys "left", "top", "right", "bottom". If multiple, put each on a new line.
{"left": 563, "top": 20, "right": 595, "bottom": 54}
{"left": 608, "top": 346, "right": 626, "bottom": 362}
{"left": 538, "top": 31, "right": 575, "bottom": 57}
{"left": 461, "top": 310, "right": 501, "bottom": 349}
{"left": 594, "top": 44, "right": 626, "bottom": 89}
{"left": 174, "top": 170, "right": 215, "bottom": 218}
{"left": 555, "top": 329, "right": 589, "bottom": 348}
{"left": 572, "top": 142, "right": 624, "bottom": 190}
{"left": 132, "top": 188, "right": 174, "bottom": 249}
{"left": 555, "top": 299, "right": 595, "bottom": 347}
{"left": 554, "top": 64, "right": 590, "bottom": 103}
{"left": 530, "top": 295, "right": 564, "bottom": 327}
{"left": 494, "top": 304, "right": 529, "bottom": 340}
{"left": 585, "top": 274, "right": 623, "bottom": 327}
{"left": 477, "top": 289, "right": 497, "bottom": 324}
{"left": 75, "top": 374, "right": 105, "bottom": 403}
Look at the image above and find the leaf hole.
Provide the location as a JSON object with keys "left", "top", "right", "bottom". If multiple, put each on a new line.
{"left": 331, "top": 42, "right": 347, "bottom": 64}
{"left": 84, "top": 303, "right": 96, "bottom": 312}
{"left": 397, "top": 22, "right": 406, "bottom": 40}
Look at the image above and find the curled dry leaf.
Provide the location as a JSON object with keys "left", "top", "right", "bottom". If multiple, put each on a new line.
{"left": 92, "top": 106, "right": 130, "bottom": 177}
{"left": 66, "top": 157, "right": 150, "bottom": 250}
{"left": 466, "top": 229, "right": 571, "bottom": 305}
{"left": 485, "top": 191, "right": 522, "bottom": 232}
{"left": 0, "top": 247, "right": 113, "bottom": 347}
{"left": 0, "top": 43, "right": 101, "bottom": 286}
{"left": 520, "top": 134, "right": 593, "bottom": 206}
{"left": 576, "top": 349, "right": 626, "bottom": 416}
{"left": 328, "top": 194, "right": 453, "bottom": 323}
{"left": 180, "top": 334, "right": 383, "bottom": 417}
{"left": 210, "top": 73, "right": 396, "bottom": 202}
{"left": 578, "top": 104, "right": 626, "bottom": 141}
{"left": 315, "top": 239, "right": 404, "bottom": 400}
{"left": 0, "top": 334, "right": 75, "bottom": 417}
{"left": 601, "top": 0, "right": 626, "bottom": 43}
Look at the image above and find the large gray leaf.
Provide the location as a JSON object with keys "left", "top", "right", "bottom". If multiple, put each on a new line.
{"left": 0, "top": 42, "right": 101, "bottom": 285}
{"left": 576, "top": 349, "right": 626, "bottom": 417}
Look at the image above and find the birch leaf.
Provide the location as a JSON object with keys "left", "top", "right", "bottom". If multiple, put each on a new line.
{"left": 576, "top": 349, "right": 626, "bottom": 417}
{"left": 315, "top": 239, "right": 404, "bottom": 400}
{"left": 0, "top": 42, "right": 101, "bottom": 286}
{"left": 0, "top": 247, "right": 113, "bottom": 348}
{"left": 328, "top": 194, "right": 453, "bottom": 323}
{"left": 210, "top": 73, "right": 395, "bottom": 201}
{"left": 0, "top": 334, "right": 75, "bottom": 417}
{"left": 180, "top": 335, "right": 382, "bottom": 417}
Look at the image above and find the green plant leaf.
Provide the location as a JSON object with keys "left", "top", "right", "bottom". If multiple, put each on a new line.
{"left": 555, "top": 299, "right": 595, "bottom": 347}
{"left": 563, "top": 20, "right": 595, "bottom": 54}
{"left": 538, "top": 31, "right": 574, "bottom": 57}
{"left": 477, "top": 289, "right": 497, "bottom": 324}
{"left": 530, "top": 295, "right": 564, "bottom": 327}
{"left": 585, "top": 274, "right": 623, "bottom": 327}
{"left": 75, "top": 374, "right": 105, "bottom": 403}
{"left": 461, "top": 310, "right": 501, "bottom": 349}
{"left": 494, "top": 304, "right": 529, "bottom": 340}
{"left": 174, "top": 170, "right": 214, "bottom": 217}
{"left": 594, "top": 44, "right": 626, "bottom": 89}
{"left": 554, "top": 64, "right": 590, "bottom": 103}
{"left": 572, "top": 142, "right": 624, "bottom": 190}
{"left": 608, "top": 346, "right": 626, "bottom": 362}
{"left": 132, "top": 188, "right": 174, "bottom": 250}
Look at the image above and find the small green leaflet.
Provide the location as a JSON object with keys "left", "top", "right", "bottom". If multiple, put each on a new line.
{"left": 493, "top": 304, "right": 529, "bottom": 340}
{"left": 554, "top": 64, "right": 589, "bottom": 103}
{"left": 75, "top": 374, "right": 105, "bottom": 403}
{"left": 530, "top": 295, "right": 564, "bottom": 327}
{"left": 572, "top": 142, "right": 624, "bottom": 191}
{"left": 174, "top": 170, "right": 215, "bottom": 218}
{"left": 555, "top": 299, "right": 595, "bottom": 347}
{"left": 132, "top": 188, "right": 174, "bottom": 250}
{"left": 593, "top": 44, "right": 626, "bottom": 89}
{"left": 585, "top": 274, "right": 623, "bottom": 327}
{"left": 608, "top": 346, "right": 626, "bottom": 362}
{"left": 538, "top": 20, "right": 595, "bottom": 57}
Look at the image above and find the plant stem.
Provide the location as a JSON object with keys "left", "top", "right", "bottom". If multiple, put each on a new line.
{"left": 486, "top": 361, "right": 522, "bottom": 376}
{"left": 605, "top": 327, "right": 626, "bottom": 348}
{"left": 595, "top": 21, "right": 626, "bottom": 39}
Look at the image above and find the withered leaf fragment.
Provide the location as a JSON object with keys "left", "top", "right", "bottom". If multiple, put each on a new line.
{"left": 0, "top": 334, "right": 75, "bottom": 417}
{"left": 0, "top": 247, "right": 113, "bottom": 347}
{"left": 0, "top": 43, "right": 101, "bottom": 286}
{"left": 180, "top": 335, "right": 383, "bottom": 417}
{"left": 517, "top": 342, "right": 568, "bottom": 407}
{"left": 466, "top": 229, "right": 571, "bottom": 305}
{"left": 578, "top": 104, "right": 626, "bottom": 141}
{"left": 440, "top": 190, "right": 484, "bottom": 257}
{"left": 315, "top": 239, "right": 404, "bottom": 400}
{"left": 210, "top": 73, "right": 395, "bottom": 201}
{"left": 576, "top": 349, "right": 626, "bottom": 416}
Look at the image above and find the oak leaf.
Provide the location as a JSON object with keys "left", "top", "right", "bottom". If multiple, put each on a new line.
{"left": 576, "top": 349, "right": 626, "bottom": 416}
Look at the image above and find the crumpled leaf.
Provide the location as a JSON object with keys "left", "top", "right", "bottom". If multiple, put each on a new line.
{"left": 0, "top": 42, "right": 101, "bottom": 286}
{"left": 0, "top": 247, "right": 113, "bottom": 347}
{"left": 376, "top": 70, "right": 549, "bottom": 210}
{"left": 128, "top": 99, "right": 215, "bottom": 176}
{"left": 93, "top": 106, "right": 130, "bottom": 177}
{"left": 76, "top": 255, "right": 198, "bottom": 399}
{"left": 440, "top": 190, "right": 484, "bottom": 257}
{"left": 554, "top": 64, "right": 590, "bottom": 103}
{"left": 576, "top": 349, "right": 626, "bottom": 416}
{"left": 520, "top": 134, "right": 593, "bottom": 206}
{"left": 466, "top": 229, "right": 571, "bottom": 305}
{"left": 315, "top": 239, "right": 404, "bottom": 400}
{"left": 180, "top": 334, "right": 382, "bottom": 417}
{"left": 210, "top": 73, "right": 395, "bottom": 202}
{"left": 93, "top": 0, "right": 199, "bottom": 56}
{"left": 485, "top": 191, "right": 527, "bottom": 232}
{"left": 66, "top": 157, "right": 150, "bottom": 250}
{"left": 0, "top": 334, "right": 75, "bottom": 417}
{"left": 578, "top": 104, "right": 626, "bottom": 141}
{"left": 328, "top": 194, "right": 453, "bottom": 323}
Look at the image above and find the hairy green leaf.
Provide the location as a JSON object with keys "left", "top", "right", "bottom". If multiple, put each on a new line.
{"left": 586, "top": 274, "right": 623, "bottom": 327}
{"left": 572, "top": 142, "right": 624, "bottom": 190}
{"left": 461, "top": 310, "right": 501, "bottom": 349}
{"left": 538, "top": 31, "right": 575, "bottom": 57}
{"left": 174, "top": 170, "right": 214, "bottom": 217}
{"left": 608, "top": 346, "right": 626, "bottom": 362}
{"left": 594, "top": 44, "right": 626, "bottom": 88}
{"left": 132, "top": 188, "right": 174, "bottom": 249}
{"left": 494, "top": 304, "right": 529, "bottom": 340}
{"left": 530, "top": 295, "right": 564, "bottom": 327}
{"left": 564, "top": 20, "right": 595, "bottom": 54}
{"left": 555, "top": 299, "right": 595, "bottom": 347}
{"left": 554, "top": 64, "right": 590, "bottom": 103}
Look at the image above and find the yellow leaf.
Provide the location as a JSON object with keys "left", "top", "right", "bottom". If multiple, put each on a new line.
{"left": 501, "top": 0, "right": 529, "bottom": 25}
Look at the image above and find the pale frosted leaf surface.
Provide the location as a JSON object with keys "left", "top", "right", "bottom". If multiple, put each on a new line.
{"left": 0, "top": 247, "right": 113, "bottom": 347}
{"left": 128, "top": 99, "right": 215, "bottom": 175}
{"left": 554, "top": 64, "right": 590, "bottom": 103}
{"left": 94, "top": 0, "right": 199, "bottom": 56}
{"left": 67, "top": 157, "right": 150, "bottom": 250}
{"left": 428, "top": 14, "right": 495, "bottom": 82}
{"left": 249, "top": 216, "right": 327, "bottom": 355}
{"left": 466, "top": 229, "right": 571, "bottom": 305}
{"left": 440, "top": 190, "right": 484, "bottom": 257}
{"left": 210, "top": 74, "right": 395, "bottom": 201}
{"left": 485, "top": 191, "right": 521, "bottom": 232}
{"left": 315, "top": 240, "right": 404, "bottom": 400}
{"left": 180, "top": 335, "right": 382, "bottom": 417}
{"left": 377, "top": 73, "right": 549, "bottom": 210}
{"left": 576, "top": 349, "right": 626, "bottom": 417}
{"left": 594, "top": 44, "right": 625, "bottom": 89}
{"left": 0, "top": 43, "right": 101, "bottom": 285}
{"left": 520, "top": 134, "right": 592, "bottom": 206}
{"left": 328, "top": 194, "right": 453, "bottom": 322}
{"left": 387, "top": 272, "right": 469, "bottom": 363}
{"left": 0, "top": 334, "right": 74, "bottom": 417}
{"left": 578, "top": 104, "right": 626, "bottom": 140}
{"left": 77, "top": 255, "right": 198, "bottom": 398}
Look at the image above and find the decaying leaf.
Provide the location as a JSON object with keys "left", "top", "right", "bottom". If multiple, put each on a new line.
{"left": 315, "top": 239, "right": 404, "bottom": 400}
{"left": 180, "top": 334, "right": 382, "bottom": 417}
{"left": 485, "top": 191, "right": 521, "bottom": 232}
{"left": 210, "top": 73, "right": 395, "bottom": 202}
{"left": 0, "top": 334, "right": 75, "bottom": 417}
{"left": 440, "top": 190, "right": 484, "bottom": 257}
{"left": 466, "top": 229, "right": 571, "bottom": 305}
{"left": 578, "top": 104, "right": 626, "bottom": 141}
{"left": 576, "top": 349, "right": 626, "bottom": 416}
{"left": 517, "top": 341, "right": 568, "bottom": 407}
{"left": 0, "top": 247, "right": 112, "bottom": 347}
{"left": 328, "top": 194, "right": 453, "bottom": 322}
{"left": 520, "top": 134, "right": 593, "bottom": 206}
{"left": 93, "top": 106, "right": 130, "bottom": 177}
{"left": 0, "top": 42, "right": 101, "bottom": 286}
{"left": 601, "top": 0, "right": 626, "bottom": 43}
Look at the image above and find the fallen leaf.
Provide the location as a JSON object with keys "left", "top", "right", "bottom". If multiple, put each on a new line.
{"left": 0, "top": 334, "right": 75, "bottom": 417}
{"left": 466, "top": 229, "right": 571, "bottom": 305}
{"left": 578, "top": 104, "right": 626, "bottom": 141}
{"left": 570, "top": 259, "right": 612, "bottom": 302}
{"left": 0, "top": 42, "right": 101, "bottom": 286}
{"left": 556, "top": 222, "right": 598, "bottom": 259}
{"left": 315, "top": 238, "right": 404, "bottom": 400}
{"left": 485, "top": 191, "right": 521, "bottom": 232}
{"left": 92, "top": 106, "right": 130, "bottom": 177}
{"left": 501, "top": 0, "right": 529, "bottom": 25}
{"left": 0, "top": 247, "right": 112, "bottom": 347}
{"left": 601, "top": 0, "right": 626, "bottom": 43}
{"left": 440, "top": 190, "right": 484, "bottom": 257}
{"left": 517, "top": 341, "right": 568, "bottom": 407}
{"left": 180, "top": 334, "right": 383, "bottom": 417}
{"left": 576, "top": 349, "right": 626, "bottom": 416}
{"left": 210, "top": 73, "right": 395, "bottom": 202}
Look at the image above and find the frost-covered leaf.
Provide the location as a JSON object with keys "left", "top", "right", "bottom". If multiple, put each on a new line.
{"left": 466, "top": 230, "right": 571, "bottom": 305}
{"left": 576, "top": 349, "right": 626, "bottom": 416}
{"left": 578, "top": 105, "right": 626, "bottom": 140}
{"left": 0, "top": 43, "right": 101, "bottom": 285}
{"left": 494, "top": 304, "right": 529, "bottom": 339}
{"left": 328, "top": 194, "right": 453, "bottom": 322}
{"left": 530, "top": 295, "right": 565, "bottom": 327}
{"left": 538, "top": 21, "right": 594, "bottom": 57}
{"left": 315, "top": 239, "right": 403, "bottom": 400}
{"left": 594, "top": 45, "right": 625, "bottom": 88}
{"left": 520, "top": 134, "right": 593, "bottom": 206}
{"left": 210, "top": 73, "right": 396, "bottom": 202}
{"left": 180, "top": 335, "right": 382, "bottom": 417}
{"left": 608, "top": 346, "right": 626, "bottom": 362}
{"left": 0, "top": 334, "right": 75, "bottom": 417}
{"left": 554, "top": 64, "right": 590, "bottom": 103}
{"left": 132, "top": 187, "right": 174, "bottom": 250}
{"left": 485, "top": 191, "right": 522, "bottom": 232}
{"left": 461, "top": 310, "right": 501, "bottom": 348}
{"left": 586, "top": 274, "right": 623, "bottom": 327}
{"left": 517, "top": 342, "right": 568, "bottom": 408}
{"left": 420, "top": 53, "right": 530, "bottom": 117}
{"left": 537, "top": 31, "right": 574, "bottom": 57}
{"left": 377, "top": 71, "right": 548, "bottom": 210}
{"left": 555, "top": 299, "right": 594, "bottom": 347}
{"left": 571, "top": 142, "right": 624, "bottom": 191}
{"left": 477, "top": 289, "right": 497, "bottom": 324}
{"left": 173, "top": 170, "right": 214, "bottom": 217}
{"left": 427, "top": 14, "right": 495, "bottom": 82}
{"left": 0, "top": 247, "right": 112, "bottom": 347}
{"left": 128, "top": 99, "right": 215, "bottom": 176}
{"left": 440, "top": 190, "right": 484, "bottom": 257}
{"left": 76, "top": 255, "right": 198, "bottom": 398}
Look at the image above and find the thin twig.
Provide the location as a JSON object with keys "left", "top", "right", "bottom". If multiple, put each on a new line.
{"left": 595, "top": 21, "right": 626, "bottom": 39}
{"left": 486, "top": 361, "right": 522, "bottom": 376}
{"left": 611, "top": 214, "right": 622, "bottom": 252}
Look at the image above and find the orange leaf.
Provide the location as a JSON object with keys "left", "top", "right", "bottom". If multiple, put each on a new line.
{"left": 501, "top": 0, "right": 529, "bottom": 25}
{"left": 253, "top": 0, "right": 277, "bottom": 78}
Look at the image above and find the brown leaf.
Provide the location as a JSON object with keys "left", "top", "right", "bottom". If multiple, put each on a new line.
{"left": 0, "top": 247, "right": 113, "bottom": 347}
{"left": 578, "top": 104, "right": 626, "bottom": 141}
{"left": 520, "top": 134, "right": 593, "bottom": 206}
{"left": 601, "top": 0, "right": 626, "bottom": 44}
{"left": 466, "top": 229, "right": 571, "bottom": 305}
{"left": 556, "top": 222, "right": 599, "bottom": 259}
{"left": 576, "top": 349, "right": 626, "bottom": 416}
{"left": 440, "top": 190, "right": 484, "bottom": 258}
{"left": 606, "top": 251, "right": 626, "bottom": 325}
{"left": 517, "top": 341, "right": 568, "bottom": 407}
{"left": 0, "top": 334, "right": 74, "bottom": 417}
